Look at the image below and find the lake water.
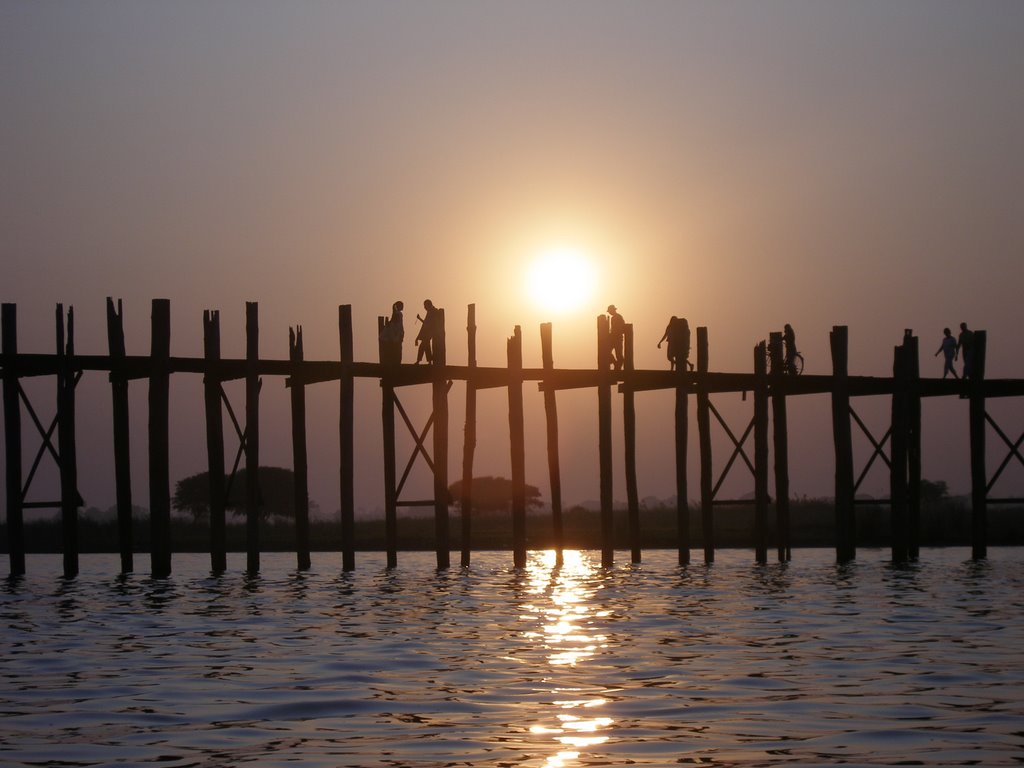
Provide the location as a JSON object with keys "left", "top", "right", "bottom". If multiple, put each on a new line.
{"left": 2, "top": 548, "right": 1023, "bottom": 767}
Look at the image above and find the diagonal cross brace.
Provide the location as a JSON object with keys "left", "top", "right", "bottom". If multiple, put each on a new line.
{"left": 18, "top": 373, "right": 85, "bottom": 506}
{"left": 985, "top": 412, "right": 1024, "bottom": 495}
{"left": 394, "top": 395, "right": 435, "bottom": 498}
{"left": 708, "top": 400, "right": 755, "bottom": 499}
{"left": 393, "top": 380, "right": 454, "bottom": 502}
{"left": 221, "top": 379, "right": 262, "bottom": 510}
{"left": 850, "top": 405, "right": 892, "bottom": 494}
{"left": 20, "top": 384, "right": 60, "bottom": 498}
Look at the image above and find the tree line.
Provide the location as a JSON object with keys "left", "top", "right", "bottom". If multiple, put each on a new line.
{"left": 171, "top": 468, "right": 541, "bottom": 521}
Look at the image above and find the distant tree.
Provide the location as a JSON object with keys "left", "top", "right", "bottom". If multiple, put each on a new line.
{"left": 920, "top": 479, "right": 951, "bottom": 506}
{"left": 447, "top": 475, "right": 543, "bottom": 515}
{"left": 173, "top": 466, "right": 303, "bottom": 522}
{"left": 173, "top": 472, "right": 215, "bottom": 521}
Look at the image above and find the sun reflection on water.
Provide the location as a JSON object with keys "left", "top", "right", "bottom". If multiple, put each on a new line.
{"left": 520, "top": 550, "right": 614, "bottom": 766}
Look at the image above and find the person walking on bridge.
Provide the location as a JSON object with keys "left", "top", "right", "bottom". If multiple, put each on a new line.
{"left": 607, "top": 305, "right": 626, "bottom": 371}
{"left": 415, "top": 299, "right": 441, "bottom": 364}
{"left": 783, "top": 323, "right": 799, "bottom": 376}
{"left": 935, "top": 327, "right": 958, "bottom": 379}
{"left": 956, "top": 322, "right": 975, "bottom": 379}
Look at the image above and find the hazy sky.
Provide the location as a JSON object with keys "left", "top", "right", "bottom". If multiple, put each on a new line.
{"left": 3, "top": 1, "right": 1023, "bottom": 518}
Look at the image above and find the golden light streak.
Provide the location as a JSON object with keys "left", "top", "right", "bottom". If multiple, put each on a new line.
{"left": 520, "top": 550, "right": 616, "bottom": 767}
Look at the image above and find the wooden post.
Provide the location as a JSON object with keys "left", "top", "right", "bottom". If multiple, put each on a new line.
{"left": 149, "top": 299, "right": 172, "bottom": 578}
{"left": 57, "top": 305, "right": 80, "bottom": 578}
{"left": 753, "top": 341, "right": 769, "bottom": 565}
{"left": 106, "top": 299, "right": 133, "bottom": 574}
{"left": 508, "top": 326, "right": 526, "bottom": 568}
{"left": 597, "top": 314, "right": 614, "bottom": 567}
{"left": 830, "top": 325, "right": 855, "bottom": 563}
{"left": 768, "top": 332, "right": 790, "bottom": 562}
{"left": 245, "top": 302, "right": 260, "bottom": 573}
{"left": 432, "top": 308, "right": 450, "bottom": 569}
{"left": 673, "top": 318, "right": 689, "bottom": 566}
{"left": 379, "top": 315, "right": 398, "bottom": 569}
{"left": 890, "top": 341, "right": 909, "bottom": 563}
{"left": 623, "top": 324, "right": 641, "bottom": 564}
{"left": 290, "top": 326, "right": 311, "bottom": 571}
{"left": 203, "top": 310, "right": 227, "bottom": 574}
{"left": 906, "top": 334, "right": 921, "bottom": 560}
{"left": 461, "top": 305, "right": 477, "bottom": 568}
{"left": 697, "top": 327, "right": 714, "bottom": 563}
{"left": 969, "top": 330, "right": 987, "bottom": 560}
{"left": 540, "top": 323, "right": 564, "bottom": 567}
{"left": 2, "top": 304, "right": 25, "bottom": 576}
{"left": 339, "top": 305, "right": 355, "bottom": 571}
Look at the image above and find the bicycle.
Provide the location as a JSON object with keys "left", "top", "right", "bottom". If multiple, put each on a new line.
{"left": 766, "top": 344, "right": 804, "bottom": 375}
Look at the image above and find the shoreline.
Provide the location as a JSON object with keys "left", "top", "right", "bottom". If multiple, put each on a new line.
{"left": 4, "top": 502, "right": 1023, "bottom": 554}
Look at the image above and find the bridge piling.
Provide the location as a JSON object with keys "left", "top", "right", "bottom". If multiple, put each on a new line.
{"left": 624, "top": 325, "right": 641, "bottom": 564}
{"left": 673, "top": 320, "right": 689, "bottom": 566}
{"left": 149, "top": 299, "right": 172, "bottom": 578}
{"left": 890, "top": 339, "right": 910, "bottom": 563}
{"left": 753, "top": 340, "right": 769, "bottom": 565}
{"left": 56, "top": 306, "right": 79, "bottom": 579}
{"left": 697, "top": 327, "right": 713, "bottom": 564}
{"left": 245, "top": 302, "right": 260, "bottom": 574}
{"left": 3, "top": 304, "right": 25, "bottom": 577}
{"left": 106, "top": 298, "right": 134, "bottom": 574}
{"left": 597, "top": 314, "right": 614, "bottom": 568}
{"left": 379, "top": 316, "right": 398, "bottom": 569}
{"left": 540, "top": 323, "right": 564, "bottom": 567}
{"left": 830, "top": 325, "right": 855, "bottom": 563}
{"left": 769, "top": 331, "right": 790, "bottom": 562}
{"left": 431, "top": 309, "right": 450, "bottom": 569}
{"left": 970, "top": 331, "right": 988, "bottom": 560}
{"left": 509, "top": 326, "right": 526, "bottom": 569}
{"left": 340, "top": 305, "right": 356, "bottom": 571}
{"left": 460, "top": 305, "right": 477, "bottom": 568}
{"left": 290, "top": 326, "right": 311, "bottom": 571}
{"left": 203, "top": 310, "right": 227, "bottom": 574}
{"left": 907, "top": 334, "right": 921, "bottom": 560}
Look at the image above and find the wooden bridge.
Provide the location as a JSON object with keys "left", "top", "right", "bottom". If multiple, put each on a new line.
{"left": 3, "top": 299, "right": 1023, "bottom": 578}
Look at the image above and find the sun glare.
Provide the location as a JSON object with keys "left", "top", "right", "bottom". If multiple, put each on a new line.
{"left": 526, "top": 247, "right": 597, "bottom": 314}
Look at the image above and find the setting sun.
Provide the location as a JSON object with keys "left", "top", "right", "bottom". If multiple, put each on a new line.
{"left": 525, "top": 247, "right": 598, "bottom": 314}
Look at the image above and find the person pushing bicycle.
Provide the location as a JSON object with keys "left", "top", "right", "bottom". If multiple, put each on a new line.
{"left": 783, "top": 323, "right": 801, "bottom": 376}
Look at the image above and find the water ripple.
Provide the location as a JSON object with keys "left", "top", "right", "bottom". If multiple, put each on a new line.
{"left": 1, "top": 548, "right": 1023, "bottom": 766}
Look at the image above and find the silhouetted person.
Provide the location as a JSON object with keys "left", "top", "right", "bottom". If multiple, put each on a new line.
{"left": 935, "top": 327, "right": 958, "bottom": 379}
{"left": 415, "top": 299, "right": 441, "bottom": 364}
{"left": 678, "top": 318, "right": 692, "bottom": 371}
{"left": 607, "top": 305, "right": 625, "bottom": 371}
{"left": 956, "top": 322, "right": 974, "bottom": 379}
{"left": 783, "top": 323, "right": 798, "bottom": 376}
{"left": 379, "top": 300, "right": 404, "bottom": 365}
{"left": 658, "top": 316, "right": 692, "bottom": 371}
{"left": 658, "top": 316, "right": 678, "bottom": 369}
